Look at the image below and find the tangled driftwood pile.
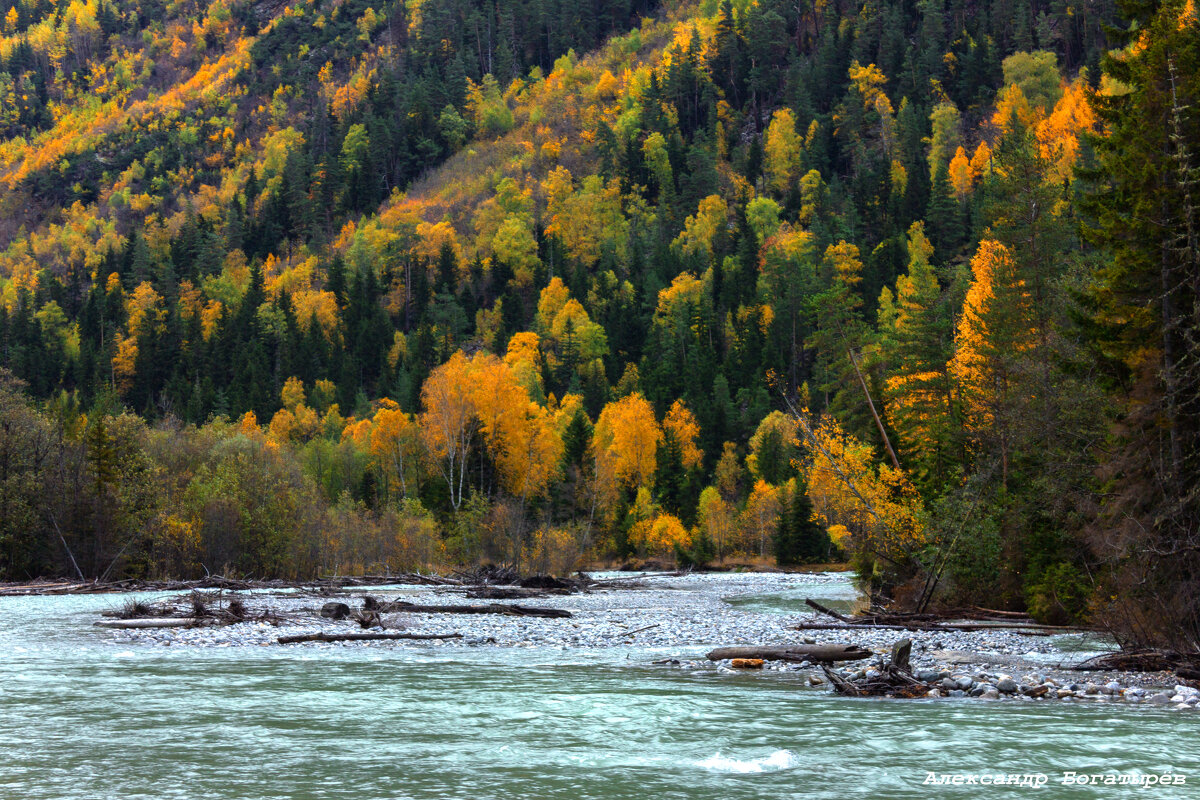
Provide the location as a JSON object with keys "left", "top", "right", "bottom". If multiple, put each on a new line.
{"left": 820, "top": 639, "right": 934, "bottom": 698}
{"left": 93, "top": 592, "right": 282, "bottom": 629}
{"left": 1067, "top": 648, "right": 1200, "bottom": 683}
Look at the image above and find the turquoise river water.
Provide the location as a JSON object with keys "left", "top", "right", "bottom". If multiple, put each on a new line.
{"left": 1, "top": 587, "right": 1196, "bottom": 799}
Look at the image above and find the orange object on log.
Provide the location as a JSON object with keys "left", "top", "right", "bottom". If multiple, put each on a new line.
{"left": 731, "top": 658, "right": 765, "bottom": 669}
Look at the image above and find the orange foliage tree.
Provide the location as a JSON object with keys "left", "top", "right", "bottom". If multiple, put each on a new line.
{"left": 591, "top": 392, "right": 661, "bottom": 514}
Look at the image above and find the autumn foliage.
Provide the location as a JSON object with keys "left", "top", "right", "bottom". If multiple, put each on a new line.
{"left": 3, "top": 0, "right": 1185, "bottom": 647}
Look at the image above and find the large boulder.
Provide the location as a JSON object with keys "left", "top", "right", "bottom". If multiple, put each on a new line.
{"left": 320, "top": 602, "right": 351, "bottom": 620}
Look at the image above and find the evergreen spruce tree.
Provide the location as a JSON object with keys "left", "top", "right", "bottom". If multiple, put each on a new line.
{"left": 654, "top": 430, "right": 687, "bottom": 516}
{"left": 775, "top": 479, "right": 827, "bottom": 564}
{"left": 925, "top": 163, "right": 963, "bottom": 261}
{"left": 793, "top": 479, "right": 829, "bottom": 563}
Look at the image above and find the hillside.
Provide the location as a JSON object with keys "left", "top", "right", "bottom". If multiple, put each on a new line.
{"left": 0, "top": 0, "right": 1197, "bottom": 649}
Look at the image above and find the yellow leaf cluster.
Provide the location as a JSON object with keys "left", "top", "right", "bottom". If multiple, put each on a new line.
{"left": 741, "top": 480, "right": 782, "bottom": 556}
{"left": 802, "top": 413, "right": 924, "bottom": 560}
{"left": 663, "top": 399, "right": 702, "bottom": 469}
{"left": 672, "top": 194, "right": 728, "bottom": 260}
{"left": 592, "top": 392, "right": 660, "bottom": 506}
{"left": 629, "top": 513, "right": 691, "bottom": 557}
{"left": 1034, "top": 79, "right": 1096, "bottom": 185}
{"left": 764, "top": 108, "right": 802, "bottom": 195}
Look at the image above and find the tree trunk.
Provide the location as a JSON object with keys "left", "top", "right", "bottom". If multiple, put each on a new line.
{"left": 277, "top": 632, "right": 463, "bottom": 644}
{"left": 706, "top": 644, "right": 872, "bottom": 663}
{"left": 376, "top": 601, "right": 571, "bottom": 618}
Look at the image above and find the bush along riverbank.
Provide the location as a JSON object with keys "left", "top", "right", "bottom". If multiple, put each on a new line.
{"left": 82, "top": 572, "right": 1200, "bottom": 712}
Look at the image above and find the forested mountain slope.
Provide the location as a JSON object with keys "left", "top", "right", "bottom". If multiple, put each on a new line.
{"left": 0, "top": 0, "right": 1196, "bottom": 649}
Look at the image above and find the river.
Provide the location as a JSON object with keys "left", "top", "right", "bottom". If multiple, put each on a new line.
{"left": 1, "top": 579, "right": 1195, "bottom": 799}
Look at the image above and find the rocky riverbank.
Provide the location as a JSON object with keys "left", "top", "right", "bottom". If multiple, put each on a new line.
{"left": 95, "top": 571, "right": 1198, "bottom": 710}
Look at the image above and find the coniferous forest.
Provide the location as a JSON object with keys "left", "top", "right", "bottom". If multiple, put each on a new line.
{"left": 0, "top": 0, "right": 1197, "bottom": 650}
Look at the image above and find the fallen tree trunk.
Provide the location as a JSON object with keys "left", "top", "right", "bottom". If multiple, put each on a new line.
{"left": 968, "top": 606, "right": 1035, "bottom": 619}
{"left": 464, "top": 586, "right": 554, "bottom": 600}
{"left": 376, "top": 601, "right": 571, "bottom": 618}
{"left": 94, "top": 617, "right": 213, "bottom": 629}
{"left": 0, "top": 581, "right": 85, "bottom": 595}
{"left": 804, "top": 598, "right": 852, "bottom": 622}
{"left": 277, "top": 632, "right": 464, "bottom": 644}
{"left": 707, "top": 644, "right": 872, "bottom": 663}
{"left": 790, "top": 621, "right": 1094, "bottom": 634}
{"left": 802, "top": 597, "right": 1091, "bottom": 632}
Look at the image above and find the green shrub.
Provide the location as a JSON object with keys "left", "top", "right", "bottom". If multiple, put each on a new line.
{"left": 1026, "top": 562, "right": 1091, "bottom": 625}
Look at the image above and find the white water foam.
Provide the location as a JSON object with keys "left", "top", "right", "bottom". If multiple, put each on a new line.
{"left": 695, "top": 749, "right": 798, "bottom": 773}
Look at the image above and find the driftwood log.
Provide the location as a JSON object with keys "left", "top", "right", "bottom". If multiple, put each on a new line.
{"left": 373, "top": 601, "right": 571, "bottom": 618}
{"left": 790, "top": 621, "right": 1085, "bottom": 634}
{"left": 822, "top": 638, "right": 932, "bottom": 698}
{"left": 891, "top": 637, "right": 911, "bottom": 669}
{"left": 1064, "top": 648, "right": 1200, "bottom": 677}
{"left": 707, "top": 644, "right": 872, "bottom": 663}
{"left": 801, "top": 597, "right": 1100, "bottom": 634}
{"left": 277, "top": 632, "right": 464, "bottom": 644}
{"left": 465, "top": 586, "right": 556, "bottom": 600}
{"left": 822, "top": 662, "right": 930, "bottom": 698}
{"left": 805, "top": 598, "right": 852, "bottom": 621}
{"left": 94, "top": 617, "right": 215, "bottom": 629}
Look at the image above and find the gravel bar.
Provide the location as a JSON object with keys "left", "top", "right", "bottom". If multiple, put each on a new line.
{"left": 99, "top": 571, "right": 1200, "bottom": 711}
